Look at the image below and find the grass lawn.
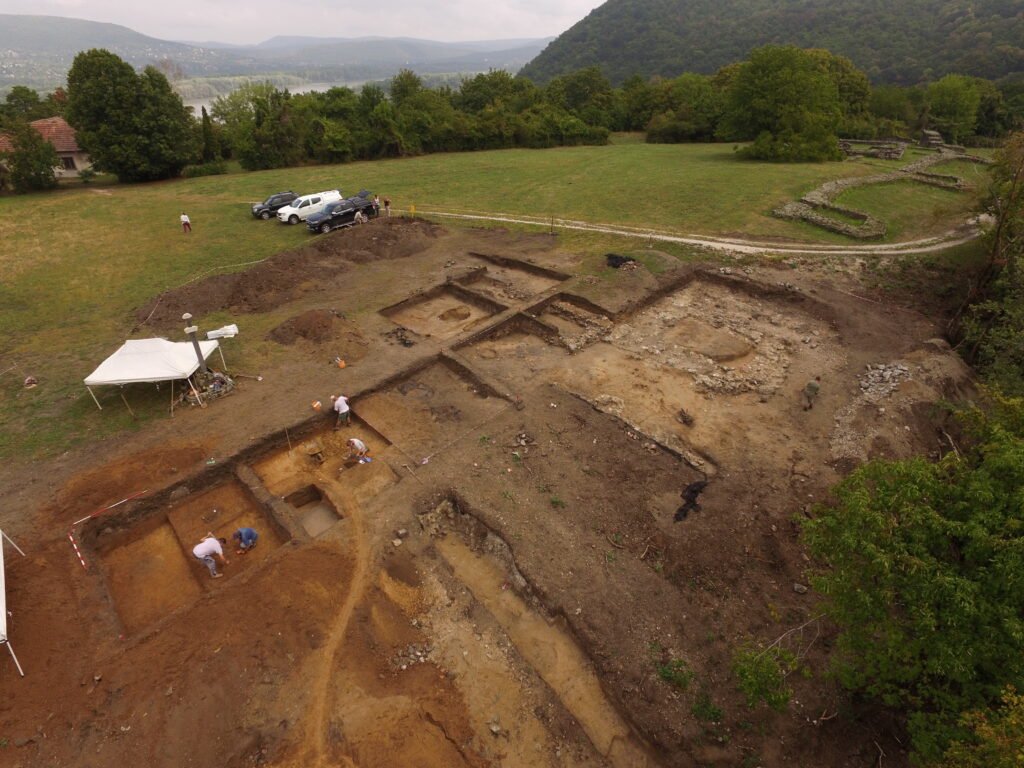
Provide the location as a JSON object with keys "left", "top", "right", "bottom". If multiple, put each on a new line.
{"left": 0, "top": 140, "right": 989, "bottom": 461}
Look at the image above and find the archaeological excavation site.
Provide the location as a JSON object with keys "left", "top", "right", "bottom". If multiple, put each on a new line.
{"left": 1, "top": 218, "right": 976, "bottom": 768}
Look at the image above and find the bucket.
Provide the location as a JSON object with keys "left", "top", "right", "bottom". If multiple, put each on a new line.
{"left": 337, "top": 359, "right": 346, "bottom": 369}
{"left": 311, "top": 400, "right": 322, "bottom": 411}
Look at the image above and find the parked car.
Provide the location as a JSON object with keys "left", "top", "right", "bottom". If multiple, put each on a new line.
{"left": 306, "top": 191, "right": 376, "bottom": 234}
{"left": 251, "top": 191, "right": 298, "bottom": 219}
{"left": 276, "top": 190, "right": 342, "bottom": 224}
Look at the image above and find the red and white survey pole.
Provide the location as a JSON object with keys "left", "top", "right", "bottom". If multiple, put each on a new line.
{"left": 67, "top": 490, "right": 148, "bottom": 570}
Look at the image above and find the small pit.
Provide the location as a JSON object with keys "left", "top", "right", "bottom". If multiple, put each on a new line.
{"left": 380, "top": 284, "right": 506, "bottom": 340}
{"left": 285, "top": 484, "right": 342, "bottom": 538}
{"left": 456, "top": 254, "right": 568, "bottom": 302}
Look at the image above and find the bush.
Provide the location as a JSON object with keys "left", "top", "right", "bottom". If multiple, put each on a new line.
{"left": 732, "top": 643, "right": 794, "bottom": 711}
{"left": 182, "top": 161, "right": 227, "bottom": 178}
{"left": 77, "top": 167, "right": 97, "bottom": 184}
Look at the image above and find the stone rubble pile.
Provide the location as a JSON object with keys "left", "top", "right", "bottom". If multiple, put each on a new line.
{"left": 859, "top": 362, "right": 910, "bottom": 399}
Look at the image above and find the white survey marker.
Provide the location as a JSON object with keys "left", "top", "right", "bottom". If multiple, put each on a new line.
{"left": 0, "top": 529, "right": 27, "bottom": 676}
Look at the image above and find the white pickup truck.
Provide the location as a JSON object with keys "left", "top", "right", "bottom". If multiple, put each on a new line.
{"left": 277, "top": 189, "right": 342, "bottom": 224}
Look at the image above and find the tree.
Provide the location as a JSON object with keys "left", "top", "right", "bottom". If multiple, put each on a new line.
{"left": 927, "top": 74, "right": 983, "bottom": 143}
{"left": 200, "top": 106, "right": 216, "bottom": 163}
{"left": 938, "top": 687, "right": 1024, "bottom": 768}
{"left": 66, "top": 49, "right": 197, "bottom": 182}
{"left": 645, "top": 73, "right": 723, "bottom": 142}
{"left": 211, "top": 83, "right": 305, "bottom": 170}
{"left": 2, "top": 120, "right": 59, "bottom": 193}
{"left": 718, "top": 45, "right": 843, "bottom": 162}
{"left": 1, "top": 86, "right": 46, "bottom": 125}
{"left": 802, "top": 397, "right": 1024, "bottom": 761}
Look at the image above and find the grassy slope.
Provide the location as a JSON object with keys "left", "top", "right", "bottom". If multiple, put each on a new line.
{"left": 0, "top": 140, "right": 986, "bottom": 460}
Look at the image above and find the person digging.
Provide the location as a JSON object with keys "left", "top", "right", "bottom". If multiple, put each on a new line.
{"left": 232, "top": 527, "right": 259, "bottom": 555}
{"left": 801, "top": 376, "right": 822, "bottom": 411}
{"left": 342, "top": 437, "right": 371, "bottom": 467}
{"left": 192, "top": 532, "right": 229, "bottom": 579}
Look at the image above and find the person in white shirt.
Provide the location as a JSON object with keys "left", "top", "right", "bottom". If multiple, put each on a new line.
{"left": 180, "top": 212, "right": 192, "bottom": 233}
{"left": 192, "top": 533, "right": 228, "bottom": 578}
{"left": 344, "top": 437, "right": 369, "bottom": 462}
{"left": 331, "top": 394, "right": 351, "bottom": 429}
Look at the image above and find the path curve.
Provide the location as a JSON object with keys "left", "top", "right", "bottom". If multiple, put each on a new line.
{"left": 413, "top": 209, "right": 983, "bottom": 256}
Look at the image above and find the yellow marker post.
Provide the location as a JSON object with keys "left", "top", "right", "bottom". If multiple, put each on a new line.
{"left": 410, "top": 204, "right": 415, "bottom": 218}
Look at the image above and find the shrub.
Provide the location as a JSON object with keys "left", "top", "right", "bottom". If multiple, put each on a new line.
{"left": 182, "top": 161, "right": 227, "bottom": 178}
{"left": 732, "top": 643, "right": 794, "bottom": 711}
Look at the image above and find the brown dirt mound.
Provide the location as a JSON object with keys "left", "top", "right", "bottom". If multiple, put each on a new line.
{"left": 267, "top": 310, "right": 370, "bottom": 362}
{"left": 134, "top": 218, "right": 442, "bottom": 330}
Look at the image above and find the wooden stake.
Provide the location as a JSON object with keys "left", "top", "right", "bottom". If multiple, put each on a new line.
{"left": 120, "top": 390, "right": 136, "bottom": 419}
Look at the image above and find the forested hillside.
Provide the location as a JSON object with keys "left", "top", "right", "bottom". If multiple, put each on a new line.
{"left": 519, "top": 0, "right": 1024, "bottom": 85}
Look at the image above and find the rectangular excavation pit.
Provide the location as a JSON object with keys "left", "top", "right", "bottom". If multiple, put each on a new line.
{"left": 98, "top": 515, "right": 204, "bottom": 636}
{"left": 252, "top": 421, "right": 398, "bottom": 499}
{"left": 456, "top": 253, "right": 569, "bottom": 302}
{"left": 380, "top": 283, "right": 506, "bottom": 341}
{"left": 355, "top": 358, "right": 508, "bottom": 459}
{"left": 97, "top": 479, "right": 291, "bottom": 635}
{"left": 285, "top": 484, "right": 342, "bottom": 538}
{"left": 454, "top": 315, "right": 570, "bottom": 390}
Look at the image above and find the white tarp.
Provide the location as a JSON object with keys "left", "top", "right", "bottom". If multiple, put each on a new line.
{"left": 83, "top": 338, "right": 220, "bottom": 386}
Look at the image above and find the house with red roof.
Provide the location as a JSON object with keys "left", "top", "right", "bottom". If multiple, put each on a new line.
{"left": 0, "top": 116, "right": 92, "bottom": 178}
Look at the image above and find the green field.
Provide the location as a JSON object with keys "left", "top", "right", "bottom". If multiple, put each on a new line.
{"left": 0, "top": 139, "right": 989, "bottom": 461}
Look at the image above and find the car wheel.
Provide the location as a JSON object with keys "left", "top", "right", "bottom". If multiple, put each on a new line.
{"left": 260, "top": 210, "right": 271, "bottom": 220}
{"left": 288, "top": 214, "right": 299, "bottom": 225}
{"left": 320, "top": 223, "right": 331, "bottom": 234}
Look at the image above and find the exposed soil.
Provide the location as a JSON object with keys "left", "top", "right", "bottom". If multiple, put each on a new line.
{"left": 0, "top": 219, "right": 976, "bottom": 768}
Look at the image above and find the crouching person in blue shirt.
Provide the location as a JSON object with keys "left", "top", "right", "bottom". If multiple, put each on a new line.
{"left": 232, "top": 527, "right": 259, "bottom": 555}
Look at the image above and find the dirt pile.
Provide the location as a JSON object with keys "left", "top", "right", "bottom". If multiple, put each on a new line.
{"left": 135, "top": 219, "right": 441, "bottom": 329}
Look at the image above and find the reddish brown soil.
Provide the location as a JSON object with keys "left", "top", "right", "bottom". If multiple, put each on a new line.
{"left": 0, "top": 221, "right": 975, "bottom": 768}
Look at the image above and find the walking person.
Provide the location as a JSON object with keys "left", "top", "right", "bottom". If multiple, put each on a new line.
{"left": 383, "top": 196, "right": 391, "bottom": 217}
{"left": 331, "top": 394, "right": 351, "bottom": 429}
{"left": 192, "top": 532, "right": 229, "bottom": 578}
{"left": 180, "top": 212, "right": 192, "bottom": 233}
{"left": 232, "top": 527, "right": 259, "bottom": 555}
{"left": 801, "top": 376, "right": 821, "bottom": 411}
{"left": 373, "top": 194, "right": 381, "bottom": 216}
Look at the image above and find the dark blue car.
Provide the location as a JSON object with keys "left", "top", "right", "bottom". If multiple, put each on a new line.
{"left": 306, "top": 191, "right": 376, "bottom": 234}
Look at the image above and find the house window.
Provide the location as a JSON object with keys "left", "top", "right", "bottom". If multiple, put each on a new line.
{"left": 61, "top": 157, "right": 77, "bottom": 171}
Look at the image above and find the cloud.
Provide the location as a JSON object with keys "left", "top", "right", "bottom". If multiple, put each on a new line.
{"left": 1, "top": 0, "right": 603, "bottom": 44}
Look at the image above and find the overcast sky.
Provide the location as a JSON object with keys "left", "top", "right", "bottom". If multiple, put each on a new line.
{"left": 2, "top": 0, "right": 605, "bottom": 44}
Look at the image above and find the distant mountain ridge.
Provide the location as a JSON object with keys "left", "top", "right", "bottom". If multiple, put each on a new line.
{"left": 518, "top": 0, "right": 1024, "bottom": 85}
{"left": 0, "top": 14, "right": 552, "bottom": 93}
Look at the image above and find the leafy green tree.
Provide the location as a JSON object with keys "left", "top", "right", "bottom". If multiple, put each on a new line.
{"left": 802, "top": 397, "right": 1024, "bottom": 761}
{"left": 1, "top": 86, "right": 46, "bottom": 125}
{"left": 646, "top": 73, "right": 723, "bottom": 142}
{"left": 938, "top": 687, "right": 1024, "bottom": 768}
{"left": 212, "top": 83, "right": 304, "bottom": 170}
{"left": 719, "top": 45, "right": 842, "bottom": 161}
{"left": 66, "top": 49, "right": 197, "bottom": 182}
{"left": 805, "top": 49, "right": 871, "bottom": 118}
{"left": 614, "top": 74, "right": 658, "bottom": 131}
{"left": 546, "top": 66, "right": 615, "bottom": 128}
{"left": 2, "top": 120, "right": 59, "bottom": 193}
{"left": 200, "top": 106, "right": 216, "bottom": 163}
{"left": 927, "top": 74, "right": 983, "bottom": 143}
{"left": 960, "top": 132, "right": 1024, "bottom": 392}
{"left": 389, "top": 69, "right": 424, "bottom": 109}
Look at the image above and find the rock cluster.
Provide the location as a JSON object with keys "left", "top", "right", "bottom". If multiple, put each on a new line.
{"left": 391, "top": 643, "right": 434, "bottom": 670}
{"left": 859, "top": 362, "right": 910, "bottom": 399}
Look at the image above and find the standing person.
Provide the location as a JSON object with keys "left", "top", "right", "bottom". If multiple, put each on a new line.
{"left": 232, "top": 527, "right": 259, "bottom": 555}
{"left": 801, "top": 376, "right": 821, "bottom": 411}
{"left": 331, "top": 394, "right": 351, "bottom": 429}
{"left": 372, "top": 194, "right": 381, "bottom": 216}
{"left": 180, "top": 212, "right": 192, "bottom": 233}
{"left": 192, "top": 533, "right": 228, "bottom": 578}
{"left": 383, "top": 196, "right": 391, "bottom": 217}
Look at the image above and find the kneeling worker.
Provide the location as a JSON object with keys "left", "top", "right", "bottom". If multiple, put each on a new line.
{"left": 193, "top": 532, "right": 229, "bottom": 579}
{"left": 344, "top": 437, "right": 370, "bottom": 464}
{"left": 232, "top": 527, "right": 259, "bottom": 555}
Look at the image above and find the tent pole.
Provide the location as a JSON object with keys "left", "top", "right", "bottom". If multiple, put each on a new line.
{"left": 4, "top": 642, "right": 25, "bottom": 677}
{"left": 1, "top": 530, "right": 26, "bottom": 557}
{"left": 170, "top": 379, "right": 175, "bottom": 417}
{"left": 120, "top": 390, "right": 136, "bottom": 420}
{"left": 87, "top": 386, "right": 102, "bottom": 411}
{"left": 189, "top": 376, "right": 205, "bottom": 407}
{"left": 218, "top": 346, "right": 227, "bottom": 371}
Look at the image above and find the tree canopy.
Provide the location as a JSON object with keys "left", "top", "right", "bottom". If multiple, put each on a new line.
{"left": 802, "top": 395, "right": 1024, "bottom": 761}
{"left": 65, "top": 49, "right": 197, "bottom": 182}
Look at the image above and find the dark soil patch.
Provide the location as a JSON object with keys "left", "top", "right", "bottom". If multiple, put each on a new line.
{"left": 135, "top": 218, "right": 442, "bottom": 330}
{"left": 268, "top": 309, "right": 337, "bottom": 345}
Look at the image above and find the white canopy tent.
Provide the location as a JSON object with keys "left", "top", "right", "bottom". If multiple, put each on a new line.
{"left": 83, "top": 338, "right": 225, "bottom": 411}
{"left": 0, "top": 529, "right": 27, "bottom": 676}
